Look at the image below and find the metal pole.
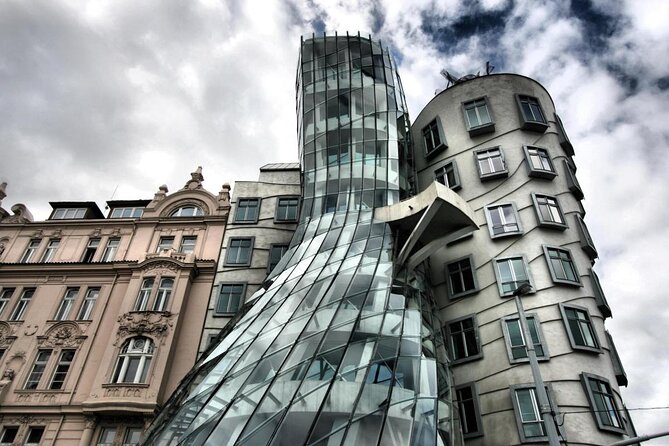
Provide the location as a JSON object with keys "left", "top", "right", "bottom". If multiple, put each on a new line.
{"left": 514, "top": 293, "right": 562, "bottom": 446}
{"left": 609, "top": 430, "right": 669, "bottom": 446}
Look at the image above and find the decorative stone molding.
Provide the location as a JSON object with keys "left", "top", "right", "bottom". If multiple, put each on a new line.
{"left": 183, "top": 166, "right": 204, "bottom": 190}
{"left": 0, "top": 203, "right": 34, "bottom": 224}
{"left": 7, "top": 415, "right": 45, "bottom": 425}
{"left": 84, "top": 415, "right": 97, "bottom": 429}
{"left": 23, "top": 325, "right": 38, "bottom": 336}
{"left": 0, "top": 322, "right": 16, "bottom": 347}
{"left": 140, "top": 259, "right": 181, "bottom": 274}
{"left": 218, "top": 183, "right": 231, "bottom": 209}
{"left": 116, "top": 312, "right": 174, "bottom": 345}
{"left": 37, "top": 322, "right": 86, "bottom": 348}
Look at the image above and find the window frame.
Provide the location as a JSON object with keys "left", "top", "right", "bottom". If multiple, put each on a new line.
{"left": 446, "top": 314, "right": 482, "bottom": 364}
{"left": 605, "top": 331, "right": 628, "bottom": 387}
{"left": 422, "top": 117, "right": 447, "bottom": 158}
{"left": 54, "top": 287, "right": 79, "bottom": 321}
{"left": 169, "top": 205, "right": 204, "bottom": 217}
{"left": 20, "top": 239, "right": 41, "bottom": 263}
{"left": 434, "top": 160, "right": 462, "bottom": 191}
{"left": 275, "top": 196, "right": 300, "bottom": 223}
{"left": 215, "top": 282, "right": 247, "bottom": 315}
{"left": 81, "top": 238, "right": 100, "bottom": 263}
{"left": 51, "top": 208, "right": 86, "bottom": 219}
{"left": 554, "top": 113, "right": 575, "bottom": 156}
{"left": 493, "top": 255, "right": 534, "bottom": 297}
{"left": 109, "top": 207, "right": 144, "bottom": 219}
{"left": 268, "top": 244, "right": 289, "bottom": 273}
{"left": 0, "top": 426, "right": 19, "bottom": 445}
{"left": 234, "top": 197, "right": 261, "bottom": 224}
{"left": 484, "top": 203, "right": 523, "bottom": 238}
{"left": 516, "top": 94, "right": 549, "bottom": 132}
{"left": 134, "top": 277, "right": 175, "bottom": 312}
{"left": 76, "top": 287, "right": 100, "bottom": 320}
{"left": 24, "top": 349, "right": 52, "bottom": 390}
{"left": 575, "top": 214, "right": 598, "bottom": 259}
{"left": 455, "top": 382, "right": 484, "bottom": 438}
{"left": 563, "top": 160, "right": 584, "bottom": 200}
{"left": 9, "top": 288, "right": 35, "bottom": 321}
{"left": 152, "top": 277, "right": 174, "bottom": 312}
{"left": 590, "top": 269, "right": 612, "bottom": 319}
{"left": 501, "top": 313, "right": 549, "bottom": 363}
{"left": 178, "top": 235, "right": 197, "bottom": 254}
{"left": 100, "top": 237, "right": 120, "bottom": 262}
{"left": 23, "top": 426, "right": 45, "bottom": 446}
{"left": 0, "top": 288, "right": 15, "bottom": 317}
{"left": 445, "top": 255, "right": 479, "bottom": 299}
{"left": 111, "top": 336, "right": 154, "bottom": 384}
{"left": 510, "top": 383, "right": 564, "bottom": 442}
{"left": 40, "top": 238, "right": 60, "bottom": 263}
{"left": 462, "top": 96, "right": 495, "bottom": 136}
{"left": 531, "top": 194, "right": 567, "bottom": 230}
{"left": 559, "top": 303, "right": 601, "bottom": 353}
{"left": 523, "top": 145, "right": 556, "bottom": 179}
{"left": 474, "top": 146, "right": 508, "bottom": 180}
{"left": 156, "top": 236, "right": 175, "bottom": 253}
{"left": 224, "top": 237, "right": 254, "bottom": 267}
{"left": 543, "top": 245, "right": 581, "bottom": 286}
{"left": 581, "top": 373, "right": 625, "bottom": 434}
{"left": 49, "top": 349, "right": 76, "bottom": 389}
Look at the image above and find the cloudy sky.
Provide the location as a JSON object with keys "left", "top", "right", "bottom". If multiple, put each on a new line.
{"left": 1, "top": 0, "right": 668, "bottom": 440}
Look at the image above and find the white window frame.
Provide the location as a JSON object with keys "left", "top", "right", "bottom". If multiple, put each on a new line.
{"left": 9, "top": 288, "right": 35, "bottom": 321}
{"left": 49, "top": 349, "right": 75, "bottom": 389}
{"left": 152, "top": 278, "right": 174, "bottom": 312}
{"left": 109, "top": 207, "right": 144, "bottom": 218}
{"left": 51, "top": 208, "right": 86, "bottom": 219}
{"left": 40, "top": 238, "right": 60, "bottom": 262}
{"left": 510, "top": 384, "right": 563, "bottom": 442}
{"left": 134, "top": 278, "right": 155, "bottom": 311}
{"left": 54, "top": 287, "right": 79, "bottom": 321}
{"left": 156, "top": 236, "right": 174, "bottom": 253}
{"left": 0, "top": 288, "right": 15, "bottom": 317}
{"left": 170, "top": 205, "right": 204, "bottom": 217}
{"left": 77, "top": 287, "right": 100, "bottom": 320}
{"left": 111, "top": 337, "right": 154, "bottom": 384}
{"left": 20, "top": 239, "right": 41, "bottom": 263}
{"left": 178, "top": 236, "right": 197, "bottom": 254}
{"left": 484, "top": 203, "right": 523, "bottom": 238}
{"left": 100, "top": 238, "right": 120, "bottom": 262}
{"left": 24, "top": 349, "right": 52, "bottom": 389}
{"left": 81, "top": 238, "right": 100, "bottom": 263}
{"left": 493, "top": 255, "right": 534, "bottom": 297}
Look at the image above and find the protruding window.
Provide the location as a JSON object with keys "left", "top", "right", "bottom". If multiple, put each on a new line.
{"left": 276, "top": 197, "right": 300, "bottom": 222}
{"left": 560, "top": 304, "right": 600, "bottom": 352}
{"left": 576, "top": 215, "right": 598, "bottom": 259}
{"left": 55, "top": 287, "right": 79, "bottom": 320}
{"left": 516, "top": 95, "right": 548, "bottom": 132}
{"left": 524, "top": 146, "right": 556, "bottom": 179}
{"left": 179, "top": 236, "right": 197, "bottom": 254}
{"left": 268, "top": 244, "right": 289, "bottom": 273}
{"left": 434, "top": 161, "right": 461, "bottom": 190}
{"left": 605, "top": 331, "right": 628, "bottom": 387}
{"left": 49, "top": 349, "right": 75, "bottom": 389}
{"left": 170, "top": 205, "right": 204, "bottom": 217}
{"left": 20, "top": 239, "right": 41, "bottom": 263}
{"left": 225, "top": 238, "right": 254, "bottom": 266}
{"left": 532, "top": 194, "right": 567, "bottom": 229}
{"left": 9, "top": 288, "right": 34, "bottom": 321}
{"left": 156, "top": 236, "right": 174, "bottom": 253}
{"left": 463, "top": 97, "right": 495, "bottom": 136}
{"left": 502, "top": 314, "right": 549, "bottom": 363}
{"left": 100, "top": 238, "right": 120, "bottom": 262}
{"left": 543, "top": 246, "right": 580, "bottom": 285}
{"left": 494, "top": 256, "right": 533, "bottom": 297}
{"left": 40, "top": 238, "right": 60, "bottom": 262}
{"left": 590, "top": 269, "right": 612, "bottom": 318}
{"left": 447, "top": 315, "right": 482, "bottom": 363}
{"left": 52, "top": 208, "right": 86, "bottom": 219}
{"left": 216, "top": 283, "right": 246, "bottom": 315}
{"left": 81, "top": 238, "right": 100, "bottom": 263}
{"left": 110, "top": 207, "right": 144, "bottom": 218}
{"left": 555, "top": 113, "right": 575, "bottom": 156}
{"left": 484, "top": 203, "right": 522, "bottom": 238}
{"left": 77, "top": 288, "right": 100, "bottom": 320}
{"left": 581, "top": 373, "right": 625, "bottom": 433}
{"left": 25, "top": 350, "right": 52, "bottom": 389}
{"left": 475, "top": 147, "right": 507, "bottom": 180}
{"left": 455, "top": 383, "right": 484, "bottom": 438}
{"left": 235, "top": 198, "right": 260, "bottom": 223}
{"left": 112, "top": 337, "right": 154, "bottom": 384}
{"left": 422, "top": 118, "right": 447, "bottom": 157}
{"left": 445, "top": 256, "right": 478, "bottom": 299}
{"left": 563, "top": 160, "right": 584, "bottom": 200}
{"left": 511, "top": 384, "right": 563, "bottom": 442}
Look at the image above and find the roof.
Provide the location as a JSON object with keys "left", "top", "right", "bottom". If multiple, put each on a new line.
{"left": 106, "top": 199, "right": 152, "bottom": 208}
{"left": 259, "top": 162, "right": 300, "bottom": 171}
{"left": 48, "top": 201, "right": 105, "bottom": 219}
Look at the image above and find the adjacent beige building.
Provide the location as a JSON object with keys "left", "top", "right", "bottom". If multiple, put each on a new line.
{"left": 0, "top": 170, "right": 229, "bottom": 445}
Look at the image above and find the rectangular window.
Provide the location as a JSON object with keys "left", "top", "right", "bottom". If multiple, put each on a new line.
{"left": 502, "top": 315, "right": 548, "bottom": 363}
{"left": 81, "top": 238, "right": 100, "bottom": 263}
{"left": 462, "top": 97, "right": 494, "bottom": 136}
{"left": 152, "top": 278, "right": 174, "bottom": 311}
{"left": 512, "top": 387, "right": 545, "bottom": 440}
{"left": 0, "top": 427, "right": 18, "bottom": 445}
{"left": 9, "top": 288, "right": 35, "bottom": 321}
{"left": 134, "top": 278, "right": 154, "bottom": 311}
{"left": 179, "top": 236, "right": 197, "bottom": 254}
{"left": 563, "top": 160, "right": 584, "bottom": 200}
{"left": 524, "top": 146, "right": 556, "bottom": 179}
{"left": 590, "top": 269, "right": 612, "bottom": 319}
{"left": 434, "top": 161, "right": 461, "bottom": 190}
{"left": 100, "top": 238, "right": 120, "bottom": 262}
{"left": 216, "top": 283, "right": 246, "bottom": 314}
{"left": 560, "top": 304, "right": 600, "bottom": 352}
{"left": 156, "top": 236, "right": 174, "bottom": 253}
{"left": 54, "top": 287, "right": 79, "bottom": 321}
{"left": 225, "top": 238, "right": 253, "bottom": 266}
{"left": 576, "top": 215, "right": 598, "bottom": 259}
{"left": 77, "top": 288, "right": 100, "bottom": 320}
{"left": 0, "top": 288, "right": 15, "bottom": 316}
{"left": 23, "top": 427, "right": 44, "bottom": 446}
{"left": 123, "top": 428, "right": 143, "bottom": 446}
{"left": 581, "top": 373, "right": 624, "bottom": 433}
{"left": 475, "top": 147, "right": 507, "bottom": 180}
{"left": 494, "top": 256, "right": 532, "bottom": 297}
{"left": 543, "top": 246, "right": 580, "bottom": 285}
{"left": 532, "top": 194, "right": 566, "bottom": 229}
{"left": 20, "top": 239, "right": 41, "bottom": 263}
{"left": 52, "top": 208, "right": 86, "bottom": 219}
{"left": 445, "top": 256, "right": 478, "bottom": 299}
{"left": 40, "top": 238, "right": 60, "bottom": 262}
{"left": 606, "top": 331, "right": 628, "bottom": 387}
{"left": 485, "top": 203, "right": 522, "bottom": 238}
{"left": 268, "top": 244, "right": 289, "bottom": 273}
{"left": 555, "top": 113, "right": 575, "bottom": 156}
{"left": 97, "top": 427, "right": 116, "bottom": 446}
{"left": 447, "top": 315, "right": 481, "bottom": 363}
{"left": 109, "top": 207, "right": 144, "bottom": 218}
{"left": 49, "top": 349, "right": 75, "bottom": 389}
{"left": 234, "top": 198, "right": 260, "bottom": 223}
{"left": 455, "top": 383, "right": 484, "bottom": 438}
{"left": 516, "top": 95, "right": 548, "bottom": 132}
{"left": 25, "top": 350, "right": 51, "bottom": 389}
{"left": 276, "top": 197, "right": 300, "bottom": 222}
{"left": 422, "top": 118, "right": 446, "bottom": 156}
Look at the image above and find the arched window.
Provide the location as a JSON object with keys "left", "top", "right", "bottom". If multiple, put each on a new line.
{"left": 134, "top": 278, "right": 154, "bottom": 311}
{"left": 112, "top": 337, "right": 154, "bottom": 384}
{"left": 170, "top": 206, "right": 204, "bottom": 217}
{"left": 152, "top": 278, "right": 173, "bottom": 311}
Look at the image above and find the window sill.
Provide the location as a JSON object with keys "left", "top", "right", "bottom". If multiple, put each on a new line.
{"left": 572, "top": 345, "right": 602, "bottom": 354}
{"left": 528, "top": 169, "right": 557, "bottom": 180}
{"left": 479, "top": 170, "right": 508, "bottom": 181}
{"left": 425, "top": 143, "right": 447, "bottom": 159}
{"left": 450, "top": 354, "right": 483, "bottom": 366}
{"left": 102, "top": 383, "right": 150, "bottom": 388}
{"left": 467, "top": 122, "right": 495, "bottom": 137}
{"left": 15, "top": 389, "right": 67, "bottom": 394}
{"left": 538, "top": 221, "right": 568, "bottom": 231}
{"left": 490, "top": 230, "right": 523, "bottom": 239}
{"left": 213, "top": 312, "right": 238, "bottom": 317}
{"left": 274, "top": 219, "right": 299, "bottom": 224}
{"left": 448, "top": 289, "right": 479, "bottom": 300}
{"left": 232, "top": 220, "right": 259, "bottom": 225}
{"left": 551, "top": 278, "right": 581, "bottom": 287}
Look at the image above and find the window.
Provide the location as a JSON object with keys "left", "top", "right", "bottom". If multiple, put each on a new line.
{"left": 555, "top": 113, "right": 574, "bottom": 156}
{"left": 606, "top": 331, "right": 628, "bottom": 387}
{"left": 516, "top": 95, "right": 548, "bottom": 132}
{"left": 276, "top": 197, "right": 300, "bottom": 222}
{"left": 20, "top": 239, "right": 41, "bottom": 263}
{"left": 110, "top": 207, "right": 144, "bottom": 218}
{"left": 100, "top": 238, "right": 120, "bottom": 262}
{"left": 434, "top": 161, "right": 461, "bottom": 190}
{"left": 112, "top": 337, "right": 154, "bottom": 384}
{"left": 152, "top": 278, "right": 173, "bottom": 311}
{"left": 590, "top": 269, "right": 612, "bottom": 319}
{"left": 0, "top": 427, "right": 18, "bottom": 446}
{"left": 40, "top": 238, "right": 60, "bottom": 262}
{"left": 81, "top": 238, "right": 100, "bottom": 263}
{"left": 9, "top": 288, "right": 34, "bottom": 321}
{"left": 524, "top": 146, "right": 556, "bottom": 179}
{"left": 134, "top": 278, "right": 155, "bottom": 311}
{"left": 52, "top": 208, "right": 86, "bottom": 219}
{"left": 225, "top": 238, "right": 253, "bottom": 266}
{"left": 23, "top": 427, "right": 44, "bottom": 446}
{"left": 0, "top": 288, "right": 14, "bottom": 316}
{"left": 484, "top": 203, "right": 522, "bottom": 238}
{"left": 422, "top": 118, "right": 446, "bottom": 156}
{"left": 475, "top": 147, "right": 507, "bottom": 180}
{"left": 123, "top": 428, "right": 142, "bottom": 446}
{"left": 502, "top": 315, "right": 548, "bottom": 363}
{"left": 25, "top": 350, "right": 51, "bottom": 389}
{"left": 445, "top": 256, "right": 478, "bottom": 299}
{"left": 77, "top": 288, "right": 100, "bottom": 320}
{"left": 560, "top": 304, "right": 600, "bottom": 352}
{"left": 156, "top": 236, "right": 174, "bottom": 253}
{"left": 49, "top": 349, "right": 75, "bottom": 389}
{"left": 576, "top": 215, "right": 598, "bottom": 259}
{"left": 268, "top": 245, "right": 289, "bottom": 273}
{"left": 170, "top": 205, "right": 204, "bottom": 217}
{"left": 97, "top": 428, "right": 116, "bottom": 446}
{"left": 234, "top": 198, "right": 260, "bottom": 223}
{"left": 179, "top": 236, "right": 197, "bottom": 254}
{"left": 447, "top": 315, "right": 481, "bottom": 363}
{"left": 532, "top": 194, "right": 566, "bottom": 229}
{"left": 455, "top": 383, "right": 483, "bottom": 438}
{"left": 494, "top": 256, "right": 532, "bottom": 297}
{"left": 462, "top": 97, "right": 494, "bottom": 136}
{"left": 216, "top": 283, "right": 246, "bottom": 314}
{"left": 581, "top": 373, "right": 625, "bottom": 433}
{"left": 543, "top": 246, "right": 580, "bottom": 285}
{"left": 54, "top": 287, "right": 79, "bottom": 320}
{"left": 511, "top": 385, "right": 562, "bottom": 442}
{"left": 563, "top": 160, "right": 584, "bottom": 200}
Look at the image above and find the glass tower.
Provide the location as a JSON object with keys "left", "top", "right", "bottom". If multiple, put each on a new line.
{"left": 143, "top": 32, "right": 458, "bottom": 446}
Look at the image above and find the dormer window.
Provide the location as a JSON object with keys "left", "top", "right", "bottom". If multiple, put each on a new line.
{"left": 52, "top": 208, "right": 86, "bottom": 219}
{"left": 110, "top": 207, "right": 144, "bottom": 218}
{"left": 170, "top": 206, "right": 204, "bottom": 217}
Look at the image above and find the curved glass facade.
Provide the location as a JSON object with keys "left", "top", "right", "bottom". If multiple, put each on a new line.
{"left": 143, "top": 33, "right": 457, "bottom": 446}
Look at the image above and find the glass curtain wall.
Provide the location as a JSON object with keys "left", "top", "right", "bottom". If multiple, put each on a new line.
{"left": 143, "top": 33, "right": 457, "bottom": 446}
